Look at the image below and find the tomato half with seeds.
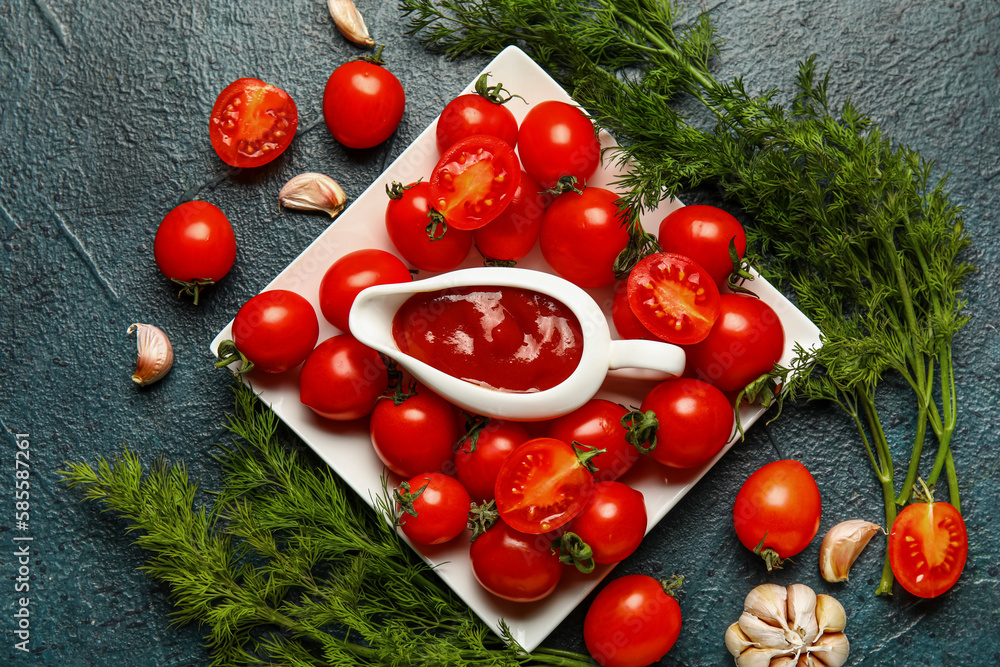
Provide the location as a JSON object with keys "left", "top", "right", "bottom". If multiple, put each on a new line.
{"left": 455, "top": 419, "right": 531, "bottom": 503}
{"left": 429, "top": 134, "right": 521, "bottom": 230}
{"left": 209, "top": 78, "right": 298, "bottom": 168}
{"left": 611, "top": 280, "right": 656, "bottom": 341}
{"left": 889, "top": 500, "right": 967, "bottom": 598}
{"left": 626, "top": 252, "right": 721, "bottom": 346}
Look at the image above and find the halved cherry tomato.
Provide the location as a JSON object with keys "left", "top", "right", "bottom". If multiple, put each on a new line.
{"left": 470, "top": 519, "right": 563, "bottom": 602}
{"left": 318, "top": 248, "right": 412, "bottom": 332}
{"left": 472, "top": 170, "right": 547, "bottom": 262}
{"left": 540, "top": 187, "right": 630, "bottom": 288}
{"left": 323, "top": 57, "right": 405, "bottom": 149}
{"left": 209, "top": 78, "right": 298, "bottom": 168}
{"left": 517, "top": 100, "right": 601, "bottom": 190}
{"left": 545, "top": 399, "right": 639, "bottom": 482}
{"left": 429, "top": 134, "right": 521, "bottom": 230}
{"left": 299, "top": 335, "right": 388, "bottom": 421}
{"left": 396, "top": 472, "right": 471, "bottom": 546}
{"left": 658, "top": 205, "right": 747, "bottom": 289}
{"left": 154, "top": 201, "right": 236, "bottom": 304}
{"left": 231, "top": 290, "right": 318, "bottom": 374}
{"left": 889, "top": 500, "right": 967, "bottom": 598}
{"left": 436, "top": 73, "right": 519, "bottom": 153}
{"left": 584, "top": 574, "right": 682, "bottom": 667}
{"left": 626, "top": 252, "right": 721, "bottom": 346}
{"left": 455, "top": 419, "right": 531, "bottom": 503}
{"left": 384, "top": 181, "right": 473, "bottom": 272}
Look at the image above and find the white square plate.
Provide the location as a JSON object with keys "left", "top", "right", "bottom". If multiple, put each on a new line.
{"left": 211, "top": 45, "right": 822, "bottom": 651}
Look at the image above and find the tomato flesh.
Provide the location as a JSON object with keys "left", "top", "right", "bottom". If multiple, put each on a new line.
{"left": 627, "top": 252, "right": 721, "bottom": 346}
{"left": 430, "top": 135, "right": 521, "bottom": 230}
{"left": 209, "top": 78, "right": 298, "bottom": 168}
{"left": 889, "top": 501, "right": 967, "bottom": 598}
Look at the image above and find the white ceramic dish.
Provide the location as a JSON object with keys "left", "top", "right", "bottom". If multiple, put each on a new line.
{"left": 210, "top": 45, "right": 823, "bottom": 651}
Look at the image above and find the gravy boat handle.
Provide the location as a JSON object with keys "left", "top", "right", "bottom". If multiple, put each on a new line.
{"left": 607, "top": 339, "right": 686, "bottom": 378}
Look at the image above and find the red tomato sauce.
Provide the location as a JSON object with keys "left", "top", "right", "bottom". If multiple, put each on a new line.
{"left": 391, "top": 286, "right": 584, "bottom": 393}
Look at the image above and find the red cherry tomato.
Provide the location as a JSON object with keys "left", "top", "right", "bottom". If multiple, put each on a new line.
{"left": 470, "top": 519, "right": 563, "bottom": 602}
{"left": 298, "top": 335, "right": 387, "bottom": 421}
{"left": 566, "top": 481, "right": 647, "bottom": 565}
{"left": 626, "top": 252, "right": 721, "bottom": 346}
{"left": 154, "top": 201, "right": 236, "bottom": 303}
{"left": 686, "top": 293, "right": 786, "bottom": 392}
{"left": 545, "top": 399, "right": 639, "bottom": 482}
{"left": 318, "top": 248, "right": 412, "bottom": 332}
{"left": 732, "top": 459, "right": 822, "bottom": 567}
{"left": 583, "top": 575, "right": 682, "bottom": 667}
{"left": 436, "top": 74, "right": 519, "bottom": 152}
{"left": 323, "top": 57, "right": 405, "bottom": 149}
{"left": 517, "top": 100, "right": 601, "bottom": 189}
{"left": 231, "top": 290, "right": 319, "bottom": 374}
{"left": 494, "top": 437, "right": 595, "bottom": 534}
{"left": 889, "top": 500, "right": 968, "bottom": 598}
{"left": 385, "top": 181, "right": 473, "bottom": 272}
{"left": 658, "top": 205, "right": 747, "bottom": 288}
{"left": 429, "top": 135, "right": 521, "bottom": 230}
{"left": 396, "top": 472, "right": 471, "bottom": 546}
{"left": 455, "top": 420, "right": 531, "bottom": 503}
{"left": 611, "top": 280, "right": 656, "bottom": 341}
{"left": 369, "top": 385, "right": 461, "bottom": 479}
{"left": 633, "top": 378, "right": 734, "bottom": 469}
{"left": 209, "top": 78, "right": 298, "bottom": 168}
{"left": 539, "top": 187, "right": 631, "bottom": 288}
{"left": 472, "top": 171, "right": 547, "bottom": 262}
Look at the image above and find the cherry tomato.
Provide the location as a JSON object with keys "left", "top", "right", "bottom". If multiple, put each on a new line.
{"left": 583, "top": 575, "right": 682, "bottom": 667}
{"left": 494, "top": 437, "right": 595, "bottom": 534}
{"left": 318, "top": 248, "right": 412, "bottom": 332}
{"left": 686, "top": 293, "right": 785, "bottom": 392}
{"left": 517, "top": 100, "right": 601, "bottom": 190}
{"left": 470, "top": 519, "right": 563, "bottom": 602}
{"left": 545, "top": 399, "right": 639, "bottom": 482}
{"left": 369, "top": 385, "right": 461, "bottom": 479}
{"left": 566, "top": 481, "right": 646, "bottom": 565}
{"left": 231, "top": 290, "right": 319, "bottom": 374}
{"left": 632, "top": 378, "right": 734, "bottom": 469}
{"left": 396, "top": 472, "right": 471, "bottom": 546}
{"left": 299, "top": 335, "right": 387, "bottom": 421}
{"left": 472, "top": 171, "right": 547, "bottom": 262}
{"left": 323, "top": 56, "right": 405, "bottom": 149}
{"left": 611, "top": 280, "right": 656, "bottom": 341}
{"left": 539, "top": 187, "right": 631, "bottom": 288}
{"left": 429, "top": 134, "right": 521, "bottom": 230}
{"left": 658, "top": 205, "right": 747, "bottom": 288}
{"left": 455, "top": 419, "right": 531, "bottom": 503}
{"left": 626, "top": 252, "right": 721, "bottom": 346}
{"left": 732, "top": 459, "right": 822, "bottom": 567}
{"left": 385, "top": 181, "right": 473, "bottom": 272}
{"left": 436, "top": 73, "right": 519, "bottom": 152}
{"left": 889, "top": 500, "right": 968, "bottom": 598}
{"left": 209, "top": 78, "right": 298, "bottom": 168}
{"left": 154, "top": 201, "right": 236, "bottom": 304}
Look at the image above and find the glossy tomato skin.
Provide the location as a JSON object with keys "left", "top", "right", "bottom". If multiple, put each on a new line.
{"left": 658, "top": 205, "right": 747, "bottom": 288}
{"left": 472, "top": 171, "right": 547, "bottom": 262}
{"left": 470, "top": 519, "right": 562, "bottom": 602}
{"left": 569, "top": 481, "right": 647, "bottom": 565}
{"left": 154, "top": 201, "right": 236, "bottom": 285}
{"left": 540, "top": 187, "right": 630, "bottom": 288}
{"left": 639, "top": 378, "right": 734, "bottom": 469}
{"left": 232, "top": 290, "right": 319, "bottom": 374}
{"left": 319, "top": 248, "right": 412, "bottom": 332}
{"left": 686, "top": 293, "right": 785, "bottom": 392}
{"left": 323, "top": 60, "right": 405, "bottom": 149}
{"left": 517, "top": 100, "right": 601, "bottom": 190}
{"left": 455, "top": 420, "right": 531, "bottom": 503}
{"left": 494, "top": 437, "right": 595, "bottom": 534}
{"left": 436, "top": 93, "right": 518, "bottom": 153}
{"left": 369, "top": 385, "right": 461, "bottom": 479}
{"left": 889, "top": 500, "right": 968, "bottom": 598}
{"left": 397, "top": 472, "right": 471, "bottom": 545}
{"left": 385, "top": 181, "right": 473, "bottom": 272}
{"left": 545, "top": 399, "right": 639, "bottom": 482}
{"left": 299, "top": 335, "right": 387, "bottom": 420}
{"left": 430, "top": 134, "right": 521, "bottom": 230}
{"left": 732, "top": 459, "right": 822, "bottom": 560}
{"left": 611, "top": 280, "right": 656, "bottom": 341}
{"left": 209, "top": 78, "right": 298, "bottom": 168}
{"left": 584, "top": 575, "right": 682, "bottom": 667}
{"left": 627, "top": 252, "right": 721, "bottom": 346}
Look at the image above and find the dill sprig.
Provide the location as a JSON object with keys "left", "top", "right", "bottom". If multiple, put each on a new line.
{"left": 60, "top": 384, "right": 592, "bottom": 667}
{"left": 400, "top": 0, "right": 974, "bottom": 594}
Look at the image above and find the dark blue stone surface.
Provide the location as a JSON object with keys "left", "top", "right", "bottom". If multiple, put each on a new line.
{"left": 2, "top": 0, "right": 998, "bottom": 664}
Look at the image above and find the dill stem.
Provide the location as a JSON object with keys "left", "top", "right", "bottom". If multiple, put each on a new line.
{"left": 859, "top": 391, "right": 898, "bottom": 594}
{"left": 523, "top": 647, "right": 596, "bottom": 666}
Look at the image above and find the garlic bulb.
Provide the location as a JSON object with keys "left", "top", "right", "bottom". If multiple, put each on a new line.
{"left": 725, "top": 583, "right": 849, "bottom": 667}
{"left": 128, "top": 323, "right": 173, "bottom": 386}
{"left": 278, "top": 172, "right": 347, "bottom": 218}
{"left": 328, "top": 0, "right": 375, "bottom": 46}
{"left": 818, "top": 520, "right": 881, "bottom": 582}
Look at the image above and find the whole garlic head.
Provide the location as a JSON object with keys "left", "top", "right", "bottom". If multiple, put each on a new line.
{"left": 725, "top": 583, "right": 849, "bottom": 667}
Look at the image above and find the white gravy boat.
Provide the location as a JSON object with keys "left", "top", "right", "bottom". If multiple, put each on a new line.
{"left": 349, "top": 267, "right": 686, "bottom": 420}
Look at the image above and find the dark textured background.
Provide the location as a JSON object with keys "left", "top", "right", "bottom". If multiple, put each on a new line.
{"left": 2, "top": 0, "right": 998, "bottom": 664}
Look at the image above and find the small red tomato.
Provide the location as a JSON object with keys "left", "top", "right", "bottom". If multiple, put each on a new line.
{"left": 566, "top": 481, "right": 647, "bottom": 565}
{"left": 889, "top": 499, "right": 968, "bottom": 598}
{"left": 231, "top": 290, "right": 319, "bottom": 374}
{"left": 385, "top": 181, "right": 473, "bottom": 272}
{"left": 154, "top": 201, "right": 237, "bottom": 304}
{"left": 470, "top": 519, "right": 563, "bottom": 602}
{"left": 369, "top": 385, "right": 461, "bottom": 479}
{"left": 517, "top": 100, "right": 601, "bottom": 190}
{"left": 540, "top": 187, "right": 631, "bottom": 288}
{"left": 299, "top": 335, "right": 388, "bottom": 421}
{"left": 627, "top": 252, "right": 721, "bottom": 346}
{"left": 323, "top": 56, "right": 405, "bottom": 149}
{"left": 209, "top": 78, "right": 298, "bottom": 168}
{"left": 455, "top": 420, "right": 531, "bottom": 503}
{"left": 545, "top": 399, "right": 639, "bottom": 482}
{"left": 584, "top": 575, "right": 682, "bottom": 667}
{"left": 611, "top": 280, "right": 656, "bottom": 341}
{"left": 436, "top": 73, "right": 519, "bottom": 153}
{"left": 658, "top": 205, "right": 747, "bottom": 288}
{"left": 318, "top": 248, "right": 412, "bottom": 332}
{"left": 472, "top": 171, "right": 547, "bottom": 262}
{"left": 396, "top": 472, "right": 471, "bottom": 546}
{"left": 430, "top": 134, "right": 521, "bottom": 231}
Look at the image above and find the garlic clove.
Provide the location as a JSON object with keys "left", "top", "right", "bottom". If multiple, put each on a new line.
{"left": 743, "top": 582, "right": 791, "bottom": 631}
{"left": 735, "top": 646, "right": 794, "bottom": 667}
{"left": 807, "top": 632, "right": 850, "bottom": 667}
{"left": 725, "top": 621, "right": 757, "bottom": 657}
{"left": 769, "top": 657, "right": 799, "bottom": 667}
{"left": 738, "top": 611, "right": 793, "bottom": 650}
{"left": 814, "top": 594, "right": 847, "bottom": 635}
{"left": 278, "top": 172, "right": 348, "bottom": 218}
{"left": 786, "top": 583, "right": 819, "bottom": 645}
{"left": 818, "top": 519, "right": 882, "bottom": 582}
{"left": 128, "top": 323, "right": 173, "bottom": 386}
{"left": 328, "top": 0, "right": 375, "bottom": 46}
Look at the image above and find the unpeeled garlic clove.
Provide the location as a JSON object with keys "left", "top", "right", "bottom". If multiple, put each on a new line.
{"left": 807, "top": 632, "right": 850, "bottom": 667}
{"left": 818, "top": 519, "right": 881, "bottom": 582}
{"left": 738, "top": 611, "right": 792, "bottom": 650}
{"left": 128, "top": 323, "right": 173, "bottom": 386}
{"left": 743, "top": 582, "right": 791, "bottom": 632}
{"left": 815, "top": 594, "right": 847, "bottom": 635}
{"left": 786, "top": 583, "right": 819, "bottom": 645}
{"left": 735, "top": 647, "right": 794, "bottom": 667}
{"left": 725, "top": 621, "right": 757, "bottom": 657}
{"left": 328, "top": 0, "right": 375, "bottom": 46}
{"left": 278, "top": 172, "right": 347, "bottom": 218}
